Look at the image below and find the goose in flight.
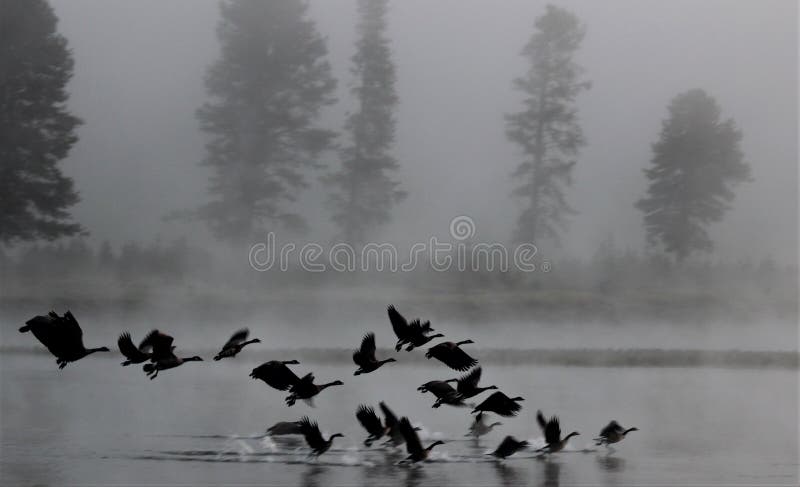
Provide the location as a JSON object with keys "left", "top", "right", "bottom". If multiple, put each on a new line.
{"left": 466, "top": 412, "right": 502, "bottom": 438}
{"left": 250, "top": 360, "right": 302, "bottom": 391}
{"left": 298, "top": 416, "right": 344, "bottom": 458}
{"left": 387, "top": 305, "right": 435, "bottom": 351}
{"left": 266, "top": 421, "right": 303, "bottom": 436}
{"left": 425, "top": 340, "right": 477, "bottom": 371}
{"left": 353, "top": 332, "right": 396, "bottom": 375}
{"left": 489, "top": 436, "right": 529, "bottom": 459}
{"left": 213, "top": 328, "right": 260, "bottom": 360}
{"left": 118, "top": 330, "right": 159, "bottom": 366}
{"left": 19, "top": 310, "right": 109, "bottom": 369}
{"left": 445, "top": 366, "right": 497, "bottom": 398}
{"left": 471, "top": 391, "right": 524, "bottom": 417}
{"left": 536, "top": 410, "right": 579, "bottom": 454}
{"left": 399, "top": 417, "right": 444, "bottom": 463}
{"left": 417, "top": 380, "right": 468, "bottom": 408}
{"left": 594, "top": 420, "right": 638, "bottom": 448}
{"left": 141, "top": 331, "right": 202, "bottom": 379}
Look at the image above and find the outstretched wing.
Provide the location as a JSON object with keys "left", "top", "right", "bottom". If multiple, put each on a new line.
{"left": 379, "top": 401, "right": 398, "bottom": 429}
{"left": 222, "top": 328, "right": 249, "bottom": 350}
{"left": 387, "top": 305, "right": 409, "bottom": 339}
{"left": 399, "top": 417, "right": 423, "bottom": 456}
{"left": 430, "top": 343, "right": 478, "bottom": 371}
{"left": 353, "top": 332, "right": 377, "bottom": 367}
{"left": 536, "top": 410, "right": 548, "bottom": 431}
{"left": 141, "top": 331, "right": 175, "bottom": 360}
{"left": 458, "top": 366, "right": 482, "bottom": 390}
{"left": 298, "top": 416, "right": 326, "bottom": 450}
{"left": 58, "top": 310, "right": 86, "bottom": 350}
{"left": 356, "top": 405, "right": 384, "bottom": 436}
{"left": 493, "top": 436, "right": 527, "bottom": 458}
{"left": 426, "top": 381, "right": 461, "bottom": 400}
{"left": 250, "top": 361, "right": 300, "bottom": 391}
{"left": 118, "top": 332, "right": 149, "bottom": 362}
{"left": 599, "top": 420, "right": 622, "bottom": 438}
{"left": 544, "top": 416, "right": 561, "bottom": 445}
{"left": 137, "top": 329, "right": 159, "bottom": 351}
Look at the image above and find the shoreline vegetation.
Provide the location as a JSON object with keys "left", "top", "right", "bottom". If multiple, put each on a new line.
{"left": 1, "top": 346, "right": 796, "bottom": 369}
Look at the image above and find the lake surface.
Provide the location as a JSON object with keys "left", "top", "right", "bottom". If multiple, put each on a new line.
{"left": 1, "top": 352, "right": 797, "bottom": 486}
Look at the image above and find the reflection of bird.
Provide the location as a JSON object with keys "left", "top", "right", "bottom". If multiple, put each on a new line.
{"left": 286, "top": 373, "right": 343, "bottom": 407}
{"left": 118, "top": 330, "right": 158, "bottom": 366}
{"left": 543, "top": 459, "right": 561, "bottom": 487}
{"left": 492, "top": 462, "right": 523, "bottom": 487}
{"left": 266, "top": 421, "right": 303, "bottom": 436}
{"left": 536, "top": 410, "right": 579, "bottom": 453}
{"left": 417, "top": 380, "right": 468, "bottom": 408}
{"left": 356, "top": 404, "right": 389, "bottom": 446}
{"left": 425, "top": 340, "right": 477, "bottom": 371}
{"left": 213, "top": 328, "right": 260, "bottom": 360}
{"left": 399, "top": 417, "right": 444, "bottom": 463}
{"left": 387, "top": 305, "right": 436, "bottom": 351}
{"left": 353, "top": 333, "right": 396, "bottom": 375}
{"left": 596, "top": 454, "right": 626, "bottom": 472}
{"left": 467, "top": 412, "right": 502, "bottom": 438}
{"left": 594, "top": 421, "right": 638, "bottom": 447}
{"left": 298, "top": 416, "right": 343, "bottom": 457}
{"left": 20, "top": 311, "right": 110, "bottom": 369}
{"left": 445, "top": 367, "right": 498, "bottom": 398}
{"left": 250, "top": 360, "right": 301, "bottom": 391}
{"left": 141, "top": 331, "right": 202, "bottom": 379}
{"left": 489, "top": 435, "right": 529, "bottom": 459}
{"left": 471, "top": 392, "right": 524, "bottom": 417}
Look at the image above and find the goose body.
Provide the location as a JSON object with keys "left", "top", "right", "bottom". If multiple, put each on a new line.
{"left": 250, "top": 360, "right": 301, "bottom": 391}
{"left": 472, "top": 391, "right": 524, "bottom": 417}
{"left": 490, "top": 436, "right": 529, "bottom": 459}
{"left": 536, "top": 410, "right": 579, "bottom": 453}
{"left": 425, "top": 340, "right": 478, "bottom": 371}
{"left": 356, "top": 404, "right": 390, "bottom": 446}
{"left": 19, "top": 311, "right": 109, "bottom": 368}
{"left": 353, "top": 332, "right": 396, "bottom": 375}
{"left": 417, "top": 380, "right": 467, "bottom": 408}
{"left": 141, "top": 331, "right": 202, "bottom": 379}
{"left": 387, "top": 305, "right": 435, "bottom": 351}
{"left": 286, "top": 373, "right": 343, "bottom": 407}
{"left": 214, "top": 328, "right": 260, "bottom": 360}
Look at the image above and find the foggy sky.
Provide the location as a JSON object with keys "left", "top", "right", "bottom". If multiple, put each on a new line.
{"left": 49, "top": 0, "right": 797, "bottom": 263}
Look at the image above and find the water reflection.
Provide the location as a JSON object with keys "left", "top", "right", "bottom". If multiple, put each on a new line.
{"left": 404, "top": 465, "right": 426, "bottom": 487}
{"left": 596, "top": 454, "right": 626, "bottom": 472}
{"left": 301, "top": 464, "right": 327, "bottom": 487}
{"left": 542, "top": 460, "right": 561, "bottom": 487}
{"left": 492, "top": 461, "right": 524, "bottom": 486}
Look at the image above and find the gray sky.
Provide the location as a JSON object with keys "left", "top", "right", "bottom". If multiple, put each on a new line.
{"left": 51, "top": 0, "right": 797, "bottom": 263}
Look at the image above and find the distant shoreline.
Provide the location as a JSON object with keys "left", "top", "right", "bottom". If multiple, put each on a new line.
{"left": 2, "top": 346, "right": 797, "bottom": 369}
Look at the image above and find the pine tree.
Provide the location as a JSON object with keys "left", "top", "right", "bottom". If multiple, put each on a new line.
{"left": 197, "top": 0, "right": 337, "bottom": 241}
{"left": 505, "top": 5, "right": 590, "bottom": 245}
{"left": 636, "top": 89, "right": 750, "bottom": 262}
{"left": 0, "top": 0, "right": 84, "bottom": 243}
{"left": 326, "top": 0, "right": 404, "bottom": 246}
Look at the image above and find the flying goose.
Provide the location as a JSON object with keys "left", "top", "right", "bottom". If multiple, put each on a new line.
{"left": 471, "top": 391, "right": 524, "bottom": 417}
{"left": 118, "top": 330, "right": 158, "bottom": 366}
{"left": 425, "top": 340, "right": 477, "bottom": 371}
{"left": 353, "top": 332, "right": 396, "bottom": 375}
{"left": 417, "top": 380, "right": 468, "bottom": 408}
{"left": 399, "top": 417, "right": 444, "bottom": 463}
{"left": 141, "top": 331, "right": 202, "bottom": 379}
{"left": 467, "top": 412, "right": 502, "bottom": 438}
{"left": 250, "top": 360, "right": 302, "bottom": 391}
{"left": 298, "top": 416, "right": 344, "bottom": 457}
{"left": 445, "top": 366, "right": 497, "bottom": 398}
{"left": 286, "top": 373, "right": 343, "bottom": 407}
{"left": 594, "top": 420, "right": 638, "bottom": 447}
{"left": 536, "top": 410, "right": 579, "bottom": 453}
{"left": 213, "top": 328, "right": 260, "bottom": 360}
{"left": 387, "top": 305, "right": 435, "bottom": 351}
{"left": 19, "top": 310, "right": 109, "bottom": 369}
{"left": 490, "top": 436, "right": 529, "bottom": 459}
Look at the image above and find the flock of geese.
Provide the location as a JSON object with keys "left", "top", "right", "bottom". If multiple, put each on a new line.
{"left": 18, "top": 306, "right": 638, "bottom": 464}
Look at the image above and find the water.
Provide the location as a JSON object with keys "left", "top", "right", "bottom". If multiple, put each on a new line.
{"left": 1, "top": 353, "right": 797, "bottom": 486}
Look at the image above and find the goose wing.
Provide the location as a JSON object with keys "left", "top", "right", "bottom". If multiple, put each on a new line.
{"left": 356, "top": 405, "right": 384, "bottom": 436}
{"left": 480, "top": 392, "right": 521, "bottom": 417}
{"left": 250, "top": 361, "right": 300, "bottom": 391}
{"left": 425, "top": 381, "right": 461, "bottom": 400}
{"left": 137, "top": 329, "right": 159, "bottom": 351}
{"left": 379, "top": 401, "right": 399, "bottom": 430}
{"left": 267, "top": 421, "right": 303, "bottom": 436}
{"left": 353, "top": 332, "right": 377, "bottom": 367}
{"left": 457, "top": 366, "right": 482, "bottom": 393}
{"left": 22, "top": 314, "right": 63, "bottom": 357}
{"left": 598, "top": 420, "right": 623, "bottom": 438}
{"left": 387, "top": 305, "right": 410, "bottom": 339}
{"left": 118, "top": 332, "right": 150, "bottom": 362}
{"left": 544, "top": 415, "right": 561, "bottom": 445}
{"left": 58, "top": 310, "right": 86, "bottom": 351}
{"left": 399, "top": 417, "right": 423, "bottom": 456}
{"left": 298, "top": 416, "right": 327, "bottom": 450}
{"left": 222, "top": 328, "right": 249, "bottom": 350}
{"left": 141, "top": 331, "right": 175, "bottom": 360}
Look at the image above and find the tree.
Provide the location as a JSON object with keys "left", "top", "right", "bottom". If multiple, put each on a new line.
{"left": 0, "top": 0, "right": 84, "bottom": 243}
{"left": 636, "top": 89, "right": 750, "bottom": 262}
{"left": 197, "top": 0, "right": 337, "bottom": 241}
{"left": 326, "top": 0, "right": 404, "bottom": 246}
{"left": 505, "top": 5, "right": 590, "bottom": 245}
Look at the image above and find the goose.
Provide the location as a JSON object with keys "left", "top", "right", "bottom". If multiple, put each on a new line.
{"left": 141, "top": 331, "right": 203, "bottom": 379}
{"left": 19, "top": 310, "right": 109, "bottom": 369}
{"left": 536, "top": 410, "right": 579, "bottom": 453}
{"left": 417, "top": 380, "right": 468, "bottom": 408}
{"left": 398, "top": 416, "right": 444, "bottom": 463}
{"left": 445, "top": 366, "right": 497, "bottom": 398}
{"left": 213, "top": 328, "right": 260, "bottom": 360}
{"left": 489, "top": 436, "right": 529, "bottom": 459}
{"left": 298, "top": 416, "right": 344, "bottom": 457}
{"left": 466, "top": 412, "right": 502, "bottom": 438}
{"left": 594, "top": 421, "right": 638, "bottom": 447}
{"left": 471, "top": 391, "right": 524, "bottom": 417}
{"left": 353, "top": 332, "right": 396, "bottom": 375}
{"left": 286, "top": 373, "right": 343, "bottom": 407}
{"left": 356, "top": 404, "right": 390, "bottom": 446}
{"left": 250, "top": 360, "right": 302, "bottom": 391}
{"left": 378, "top": 401, "right": 410, "bottom": 446}
{"left": 266, "top": 421, "right": 303, "bottom": 436}
{"left": 425, "top": 340, "right": 477, "bottom": 371}
{"left": 388, "top": 305, "right": 435, "bottom": 351}
{"left": 118, "top": 330, "right": 158, "bottom": 366}
{"left": 404, "top": 326, "right": 444, "bottom": 352}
